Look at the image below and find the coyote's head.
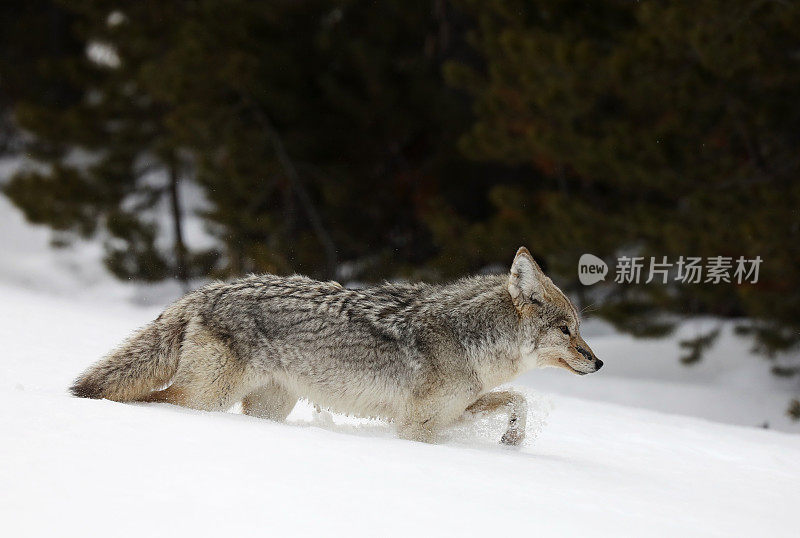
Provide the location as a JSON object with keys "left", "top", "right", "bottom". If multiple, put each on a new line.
{"left": 508, "top": 247, "right": 603, "bottom": 375}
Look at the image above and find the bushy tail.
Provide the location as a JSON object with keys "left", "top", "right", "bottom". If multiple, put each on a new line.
{"left": 70, "top": 295, "right": 195, "bottom": 402}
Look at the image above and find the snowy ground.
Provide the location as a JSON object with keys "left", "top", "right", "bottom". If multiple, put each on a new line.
{"left": 2, "top": 191, "right": 800, "bottom": 536}
{"left": 2, "top": 284, "right": 799, "bottom": 537}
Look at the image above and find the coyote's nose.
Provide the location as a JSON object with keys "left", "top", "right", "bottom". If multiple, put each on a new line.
{"left": 595, "top": 359, "right": 603, "bottom": 370}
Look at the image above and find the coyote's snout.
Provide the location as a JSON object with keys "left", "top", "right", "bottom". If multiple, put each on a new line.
{"left": 71, "top": 246, "right": 602, "bottom": 445}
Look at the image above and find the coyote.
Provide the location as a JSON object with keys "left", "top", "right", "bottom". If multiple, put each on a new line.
{"left": 71, "top": 247, "right": 601, "bottom": 445}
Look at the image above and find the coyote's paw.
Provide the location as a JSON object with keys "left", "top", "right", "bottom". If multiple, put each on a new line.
{"left": 500, "top": 428, "right": 524, "bottom": 446}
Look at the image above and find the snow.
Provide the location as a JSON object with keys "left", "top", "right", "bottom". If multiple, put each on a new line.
{"left": 2, "top": 284, "right": 800, "bottom": 536}
{"left": 1, "top": 191, "right": 799, "bottom": 536}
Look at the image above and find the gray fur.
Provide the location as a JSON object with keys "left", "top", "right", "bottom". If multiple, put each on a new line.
{"left": 71, "top": 247, "right": 601, "bottom": 445}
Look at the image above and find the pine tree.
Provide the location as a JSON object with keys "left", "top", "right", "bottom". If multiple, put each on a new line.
{"left": 105, "top": 0, "right": 480, "bottom": 280}
{"left": 2, "top": 0, "right": 217, "bottom": 287}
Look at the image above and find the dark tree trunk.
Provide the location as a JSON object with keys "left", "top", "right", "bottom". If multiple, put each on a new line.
{"left": 168, "top": 162, "right": 189, "bottom": 290}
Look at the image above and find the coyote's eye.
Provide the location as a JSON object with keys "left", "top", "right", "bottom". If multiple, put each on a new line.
{"left": 560, "top": 325, "right": 570, "bottom": 336}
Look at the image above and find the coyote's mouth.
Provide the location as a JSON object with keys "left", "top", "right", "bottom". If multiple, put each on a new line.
{"left": 558, "top": 358, "right": 588, "bottom": 375}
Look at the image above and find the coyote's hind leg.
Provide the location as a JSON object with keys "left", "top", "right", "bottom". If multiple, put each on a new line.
{"left": 241, "top": 381, "right": 298, "bottom": 421}
{"left": 137, "top": 319, "right": 253, "bottom": 412}
{"left": 463, "top": 390, "right": 528, "bottom": 446}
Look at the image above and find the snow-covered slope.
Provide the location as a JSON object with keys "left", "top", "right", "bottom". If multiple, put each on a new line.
{"left": 2, "top": 283, "right": 800, "bottom": 537}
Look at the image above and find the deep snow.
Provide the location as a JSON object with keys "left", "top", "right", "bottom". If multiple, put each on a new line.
{"left": 1, "top": 189, "right": 800, "bottom": 536}
{"left": 2, "top": 282, "right": 800, "bottom": 537}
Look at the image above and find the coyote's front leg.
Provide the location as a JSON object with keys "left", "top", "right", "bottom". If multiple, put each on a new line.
{"left": 463, "top": 390, "right": 528, "bottom": 446}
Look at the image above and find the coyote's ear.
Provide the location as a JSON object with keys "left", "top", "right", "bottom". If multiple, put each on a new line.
{"left": 508, "top": 246, "right": 546, "bottom": 308}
